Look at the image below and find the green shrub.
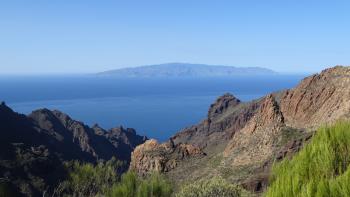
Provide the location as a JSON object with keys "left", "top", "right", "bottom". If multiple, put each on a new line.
{"left": 175, "top": 177, "right": 243, "bottom": 197}
{"left": 137, "top": 173, "right": 173, "bottom": 197}
{"left": 106, "top": 171, "right": 138, "bottom": 197}
{"left": 107, "top": 171, "right": 172, "bottom": 197}
{"left": 0, "top": 182, "right": 15, "bottom": 197}
{"left": 54, "top": 157, "right": 124, "bottom": 197}
{"left": 266, "top": 121, "right": 350, "bottom": 197}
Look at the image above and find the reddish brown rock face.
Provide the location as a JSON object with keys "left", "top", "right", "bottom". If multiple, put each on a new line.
{"left": 280, "top": 66, "right": 350, "bottom": 129}
{"left": 130, "top": 66, "right": 350, "bottom": 193}
{"left": 223, "top": 94, "right": 285, "bottom": 167}
{"left": 130, "top": 139, "right": 204, "bottom": 175}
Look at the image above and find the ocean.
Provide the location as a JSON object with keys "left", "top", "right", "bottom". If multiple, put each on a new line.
{"left": 0, "top": 75, "right": 306, "bottom": 141}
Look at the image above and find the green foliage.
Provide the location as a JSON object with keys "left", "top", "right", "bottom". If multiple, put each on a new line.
{"left": 107, "top": 171, "right": 172, "bottom": 197}
{"left": 266, "top": 121, "right": 350, "bottom": 197}
{"left": 54, "top": 157, "right": 172, "bottom": 197}
{"left": 106, "top": 171, "right": 138, "bottom": 197}
{"left": 175, "top": 177, "right": 243, "bottom": 197}
{"left": 54, "top": 157, "right": 125, "bottom": 197}
{"left": 0, "top": 182, "right": 16, "bottom": 197}
{"left": 137, "top": 173, "right": 173, "bottom": 197}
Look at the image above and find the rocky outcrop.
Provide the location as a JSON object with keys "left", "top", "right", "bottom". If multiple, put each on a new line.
{"left": 208, "top": 93, "right": 241, "bottom": 121}
{"left": 93, "top": 125, "right": 148, "bottom": 161}
{"left": 0, "top": 104, "right": 147, "bottom": 196}
{"left": 171, "top": 93, "right": 259, "bottom": 149}
{"left": 130, "top": 66, "right": 350, "bottom": 193}
{"left": 130, "top": 139, "right": 204, "bottom": 175}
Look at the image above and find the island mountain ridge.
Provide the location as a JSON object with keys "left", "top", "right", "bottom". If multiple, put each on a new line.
{"left": 98, "top": 63, "right": 276, "bottom": 77}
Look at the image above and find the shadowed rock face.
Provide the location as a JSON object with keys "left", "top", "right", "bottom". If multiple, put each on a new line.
{"left": 130, "top": 66, "right": 350, "bottom": 193}
{"left": 0, "top": 104, "right": 147, "bottom": 196}
{"left": 27, "top": 108, "right": 147, "bottom": 162}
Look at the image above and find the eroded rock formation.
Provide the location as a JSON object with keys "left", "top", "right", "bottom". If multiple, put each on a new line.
{"left": 130, "top": 66, "right": 350, "bottom": 193}
{"left": 130, "top": 139, "right": 204, "bottom": 175}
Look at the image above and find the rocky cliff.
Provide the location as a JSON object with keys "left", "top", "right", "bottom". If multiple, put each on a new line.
{"left": 129, "top": 66, "right": 350, "bottom": 192}
{"left": 0, "top": 104, "right": 147, "bottom": 196}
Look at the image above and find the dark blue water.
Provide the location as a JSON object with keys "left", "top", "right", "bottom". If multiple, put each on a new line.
{"left": 0, "top": 75, "right": 306, "bottom": 141}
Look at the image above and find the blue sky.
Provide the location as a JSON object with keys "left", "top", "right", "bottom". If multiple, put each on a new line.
{"left": 0, "top": 0, "right": 349, "bottom": 74}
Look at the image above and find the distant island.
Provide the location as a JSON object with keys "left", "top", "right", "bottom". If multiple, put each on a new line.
{"left": 98, "top": 63, "right": 276, "bottom": 77}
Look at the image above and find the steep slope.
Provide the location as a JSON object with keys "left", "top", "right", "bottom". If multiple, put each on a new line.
{"left": 130, "top": 66, "right": 350, "bottom": 192}
{"left": 28, "top": 108, "right": 146, "bottom": 162}
{"left": 280, "top": 66, "right": 350, "bottom": 128}
{"left": 0, "top": 104, "right": 146, "bottom": 196}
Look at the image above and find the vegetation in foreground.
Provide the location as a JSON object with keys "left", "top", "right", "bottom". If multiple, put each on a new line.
{"left": 52, "top": 159, "right": 246, "bottom": 197}
{"left": 0, "top": 154, "right": 247, "bottom": 197}
{"left": 107, "top": 172, "right": 172, "bottom": 197}
{"left": 176, "top": 177, "right": 244, "bottom": 197}
{"left": 53, "top": 158, "right": 172, "bottom": 197}
{"left": 266, "top": 121, "right": 350, "bottom": 197}
{"left": 0, "top": 182, "right": 14, "bottom": 197}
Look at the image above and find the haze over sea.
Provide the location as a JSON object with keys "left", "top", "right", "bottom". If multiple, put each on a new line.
{"left": 0, "top": 75, "right": 305, "bottom": 141}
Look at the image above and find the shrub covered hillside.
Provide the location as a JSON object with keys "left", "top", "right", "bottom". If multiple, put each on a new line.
{"left": 266, "top": 121, "right": 350, "bottom": 197}
{"left": 52, "top": 158, "right": 172, "bottom": 197}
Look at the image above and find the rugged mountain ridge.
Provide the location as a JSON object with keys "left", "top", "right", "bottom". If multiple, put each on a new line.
{"left": 98, "top": 63, "right": 276, "bottom": 77}
{"left": 0, "top": 104, "right": 147, "bottom": 196}
{"left": 130, "top": 66, "right": 350, "bottom": 192}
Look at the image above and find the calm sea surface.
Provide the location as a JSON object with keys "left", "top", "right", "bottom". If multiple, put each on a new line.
{"left": 0, "top": 75, "right": 306, "bottom": 141}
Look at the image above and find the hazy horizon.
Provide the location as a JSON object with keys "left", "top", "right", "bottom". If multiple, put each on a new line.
{"left": 1, "top": 1, "right": 349, "bottom": 74}
{"left": 0, "top": 62, "right": 337, "bottom": 76}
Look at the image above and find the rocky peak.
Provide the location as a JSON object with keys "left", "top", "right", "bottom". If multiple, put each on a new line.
{"left": 29, "top": 109, "right": 63, "bottom": 131}
{"left": 109, "top": 126, "right": 128, "bottom": 135}
{"left": 320, "top": 65, "right": 350, "bottom": 77}
{"left": 208, "top": 93, "right": 241, "bottom": 121}
{"left": 0, "top": 101, "right": 15, "bottom": 116}
{"left": 92, "top": 123, "right": 106, "bottom": 135}
{"left": 257, "top": 94, "right": 284, "bottom": 126}
{"left": 107, "top": 126, "right": 146, "bottom": 145}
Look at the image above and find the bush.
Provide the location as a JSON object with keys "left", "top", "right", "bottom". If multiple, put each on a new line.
{"left": 106, "top": 171, "right": 138, "bottom": 197}
{"left": 54, "top": 157, "right": 125, "bottom": 197}
{"left": 107, "top": 171, "right": 172, "bottom": 197}
{"left": 175, "top": 177, "right": 243, "bottom": 197}
{"left": 0, "top": 182, "right": 15, "bottom": 197}
{"left": 53, "top": 157, "right": 172, "bottom": 197}
{"left": 137, "top": 173, "right": 173, "bottom": 197}
{"left": 266, "top": 121, "right": 350, "bottom": 197}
